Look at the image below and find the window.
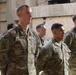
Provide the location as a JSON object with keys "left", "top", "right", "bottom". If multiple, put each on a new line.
{"left": 48, "top": 0, "right": 70, "bottom": 4}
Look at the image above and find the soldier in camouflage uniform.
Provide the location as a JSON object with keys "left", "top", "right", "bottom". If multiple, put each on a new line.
{"left": 64, "top": 15, "right": 76, "bottom": 75}
{"left": 0, "top": 5, "right": 41, "bottom": 75}
{"left": 36, "top": 23, "right": 71, "bottom": 75}
{"left": 36, "top": 23, "right": 46, "bottom": 75}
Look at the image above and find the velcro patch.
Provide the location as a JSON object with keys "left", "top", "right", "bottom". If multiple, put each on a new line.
{"left": 0, "top": 39, "right": 9, "bottom": 51}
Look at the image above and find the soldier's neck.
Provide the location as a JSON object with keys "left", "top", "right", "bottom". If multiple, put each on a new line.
{"left": 19, "top": 22, "right": 27, "bottom": 30}
{"left": 54, "top": 38, "right": 61, "bottom": 42}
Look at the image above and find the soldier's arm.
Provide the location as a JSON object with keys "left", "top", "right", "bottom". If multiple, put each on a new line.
{"left": 36, "top": 40, "right": 53, "bottom": 73}
{"left": 63, "top": 43, "right": 71, "bottom": 60}
{"left": 0, "top": 30, "right": 15, "bottom": 72}
{"left": 0, "top": 36, "right": 9, "bottom": 72}
{"left": 64, "top": 31, "right": 73, "bottom": 48}
{"left": 32, "top": 30, "right": 42, "bottom": 57}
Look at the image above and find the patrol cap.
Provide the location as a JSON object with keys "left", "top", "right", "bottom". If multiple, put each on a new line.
{"left": 36, "top": 22, "right": 46, "bottom": 30}
{"left": 51, "top": 23, "right": 63, "bottom": 31}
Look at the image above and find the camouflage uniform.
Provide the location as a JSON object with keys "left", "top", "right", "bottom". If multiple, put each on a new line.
{"left": 36, "top": 38, "right": 71, "bottom": 75}
{"left": 0, "top": 25, "right": 40, "bottom": 75}
{"left": 35, "top": 37, "right": 44, "bottom": 75}
{"left": 64, "top": 27, "right": 76, "bottom": 75}
{"left": 39, "top": 37, "right": 44, "bottom": 46}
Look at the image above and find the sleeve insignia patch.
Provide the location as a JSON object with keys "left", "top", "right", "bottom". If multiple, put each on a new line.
{"left": 0, "top": 39, "right": 9, "bottom": 50}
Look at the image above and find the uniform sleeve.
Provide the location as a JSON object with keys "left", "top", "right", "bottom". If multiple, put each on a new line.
{"left": 64, "top": 43, "right": 71, "bottom": 60}
{"left": 36, "top": 40, "right": 53, "bottom": 74}
{"left": 32, "top": 30, "right": 42, "bottom": 57}
{"left": 0, "top": 37, "right": 9, "bottom": 72}
{"left": 64, "top": 31, "right": 73, "bottom": 48}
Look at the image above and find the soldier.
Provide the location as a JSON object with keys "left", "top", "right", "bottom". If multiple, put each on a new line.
{"left": 36, "top": 23, "right": 71, "bottom": 75}
{"left": 64, "top": 15, "right": 76, "bottom": 75}
{"left": 0, "top": 5, "right": 41, "bottom": 75}
{"left": 35, "top": 22, "right": 46, "bottom": 75}
{"left": 36, "top": 22, "right": 46, "bottom": 46}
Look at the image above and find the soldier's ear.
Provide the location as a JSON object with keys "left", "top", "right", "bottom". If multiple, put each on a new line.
{"left": 37, "top": 29, "right": 40, "bottom": 32}
{"left": 53, "top": 29, "right": 56, "bottom": 34}
{"left": 17, "top": 12, "right": 21, "bottom": 17}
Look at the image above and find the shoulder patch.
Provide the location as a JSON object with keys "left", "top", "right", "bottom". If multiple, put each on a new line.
{"left": 0, "top": 39, "right": 9, "bottom": 50}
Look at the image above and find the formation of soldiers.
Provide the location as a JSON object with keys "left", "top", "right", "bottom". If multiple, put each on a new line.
{"left": 0, "top": 4, "right": 76, "bottom": 75}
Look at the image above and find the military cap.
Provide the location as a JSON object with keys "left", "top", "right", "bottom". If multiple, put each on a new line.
{"left": 36, "top": 22, "right": 46, "bottom": 30}
{"left": 51, "top": 23, "right": 63, "bottom": 31}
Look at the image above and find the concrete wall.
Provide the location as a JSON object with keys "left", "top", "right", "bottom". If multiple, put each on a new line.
{"left": 37, "top": 0, "right": 48, "bottom": 6}
{"left": 0, "top": 0, "right": 7, "bottom": 34}
{"left": 16, "top": 0, "right": 25, "bottom": 7}
{"left": 25, "top": 0, "right": 37, "bottom": 7}
{"left": 32, "top": 3, "right": 76, "bottom": 18}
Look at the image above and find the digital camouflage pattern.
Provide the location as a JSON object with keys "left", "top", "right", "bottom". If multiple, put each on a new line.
{"left": 36, "top": 38, "right": 71, "bottom": 75}
{"left": 0, "top": 25, "right": 41, "bottom": 75}
{"left": 64, "top": 27, "right": 76, "bottom": 75}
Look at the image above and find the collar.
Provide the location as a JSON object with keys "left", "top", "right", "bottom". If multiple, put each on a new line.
{"left": 14, "top": 24, "right": 29, "bottom": 36}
